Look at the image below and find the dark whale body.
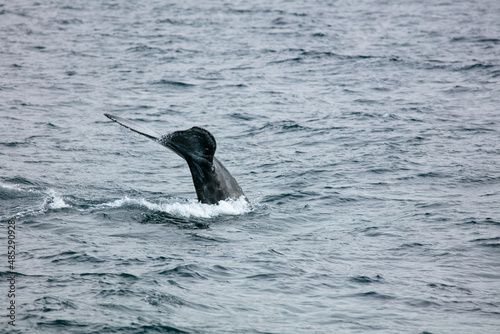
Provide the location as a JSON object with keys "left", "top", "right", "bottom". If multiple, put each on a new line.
{"left": 104, "top": 114, "right": 245, "bottom": 204}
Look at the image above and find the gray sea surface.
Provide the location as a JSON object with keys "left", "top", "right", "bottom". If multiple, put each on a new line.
{"left": 1, "top": 0, "right": 500, "bottom": 333}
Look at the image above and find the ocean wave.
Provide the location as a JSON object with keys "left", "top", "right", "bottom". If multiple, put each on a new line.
{"left": 1, "top": 183, "right": 70, "bottom": 219}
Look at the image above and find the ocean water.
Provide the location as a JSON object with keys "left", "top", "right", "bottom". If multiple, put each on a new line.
{"left": 1, "top": 0, "right": 500, "bottom": 333}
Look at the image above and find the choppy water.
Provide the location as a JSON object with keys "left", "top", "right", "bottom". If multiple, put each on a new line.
{"left": 1, "top": 0, "right": 500, "bottom": 333}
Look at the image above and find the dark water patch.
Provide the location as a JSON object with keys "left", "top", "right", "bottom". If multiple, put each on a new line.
{"left": 2, "top": 176, "right": 39, "bottom": 186}
{"left": 139, "top": 212, "right": 210, "bottom": 229}
{"left": 229, "top": 112, "right": 257, "bottom": 121}
{"left": 459, "top": 63, "right": 495, "bottom": 71}
{"left": 349, "top": 275, "right": 384, "bottom": 284}
{"left": 488, "top": 68, "right": 500, "bottom": 77}
{"left": 97, "top": 324, "right": 190, "bottom": 334}
{"left": 451, "top": 36, "right": 500, "bottom": 45}
{"left": 60, "top": 5, "right": 85, "bottom": 11}
{"left": 353, "top": 224, "right": 401, "bottom": 238}
{"left": 114, "top": 257, "right": 146, "bottom": 267}
{"left": 261, "top": 191, "right": 315, "bottom": 205}
{"left": 354, "top": 98, "right": 382, "bottom": 105}
{"left": 343, "top": 110, "right": 379, "bottom": 119}
{"left": 272, "top": 17, "right": 289, "bottom": 26}
{"left": 399, "top": 243, "right": 425, "bottom": 248}
{"left": 46, "top": 122, "right": 60, "bottom": 128}
{"left": 80, "top": 272, "right": 139, "bottom": 280}
{"left": 476, "top": 38, "right": 500, "bottom": 44}
{"left": 0, "top": 271, "right": 19, "bottom": 278}
{"left": 363, "top": 229, "right": 399, "bottom": 238}
{"left": 145, "top": 292, "right": 187, "bottom": 307}
{"left": 55, "top": 18, "right": 83, "bottom": 25}
{"left": 51, "top": 252, "right": 106, "bottom": 264}
{"left": 189, "top": 233, "right": 229, "bottom": 243}
{"left": 39, "top": 251, "right": 77, "bottom": 260}
{"left": 299, "top": 51, "right": 382, "bottom": 62}
{"left": 351, "top": 291, "right": 396, "bottom": 300}
{"left": 357, "top": 226, "right": 378, "bottom": 234}
{"left": 31, "top": 45, "right": 47, "bottom": 50}
{"left": 300, "top": 50, "right": 340, "bottom": 58}
{"left": 71, "top": 324, "right": 190, "bottom": 334}
{"left": 152, "top": 79, "right": 195, "bottom": 87}
{"left": 390, "top": 243, "right": 428, "bottom": 256}
{"left": 205, "top": 83, "right": 248, "bottom": 90}
{"left": 458, "top": 175, "right": 500, "bottom": 186}
{"left": 159, "top": 265, "right": 207, "bottom": 280}
{"left": 334, "top": 196, "right": 361, "bottom": 204}
{"left": 312, "top": 32, "right": 326, "bottom": 37}
{"left": 126, "top": 44, "right": 167, "bottom": 55}
{"left": 471, "top": 237, "right": 500, "bottom": 248}
{"left": 416, "top": 172, "right": 446, "bottom": 178}
{"left": 405, "top": 298, "right": 441, "bottom": 308}
{"left": 369, "top": 168, "right": 394, "bottom": 174}
{"left": 246, "top": 272, "right": 294, "bottom": 280}
{"left": 454, "top": 124, "right": 496, "bottom": 133}
{"left": 427, "top": 283, "right": 472, "bottom": 295}
{"left": 253, "top": 121, "right": 309, "bottom": 135}
{"left": 460, "top": 218, "right": 499, "bottom": 226}
{"left": 267, "top": 57, "right": 303, "bottom": 65}
{"left": 443, "top": 85, "right": 479, "bottom": 94}
{"left": 34, "top": 296, "right": 78, "bottom": 312}
{"left": 37, "top": 319, "right": 89, "bottom": 329}
{"left": 411, "top": 58, "right": 452, "bottom": 71}
{"left": 460, "top": 219, "right": 480, "bottom": 226}
{"left": 372, "top": 86, "right": 391, "bottom": 92}
{"left": 156, "top": 18, "right": 183, "bottom": 25}
{"left": 450, "top": 37, "right": 468, "bottom": 43}
{"left": 98, "top": 288, "right": 136, "bottom": 298}
{"left": 22, "top": 220, "right": 52, "bottom": 229}
{"left": 227, "top": 65, "right": 256, "bottom": 71}
{"left": 226, "top": 7, "right": 253, "bottom": 14}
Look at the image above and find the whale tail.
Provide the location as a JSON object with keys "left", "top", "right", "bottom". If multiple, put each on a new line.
{"left": 104, "top": 113, "right": 246, "bottom": 204}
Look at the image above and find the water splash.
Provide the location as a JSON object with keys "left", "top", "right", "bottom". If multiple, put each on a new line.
{"left": 0, "top": 184, "right": 70, "bottom": 219}
{"left": 43, "top": 189, "right": 71, "bottom": 210}
{"left": 99, "top": 196, "right": 252, "bottom": 219}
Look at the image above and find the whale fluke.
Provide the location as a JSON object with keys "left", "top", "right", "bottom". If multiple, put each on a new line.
{"left": 104, "top": 114, "right": 245, "bottom": 205}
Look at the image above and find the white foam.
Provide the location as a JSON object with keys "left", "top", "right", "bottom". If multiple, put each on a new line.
{"left": 0, "top": 182, "right": 23, "bottom": 191}
{"left": 46, "top": 189, "right": 71, "bottom": 209}
{"left": 99, "top": 196, "right": 252, "bottom": 218}
{"left": 3, "top": 187, "right": 71, "bottom": 219}
{"left": 40, "top": 189, "right": 70, "bottom": 210}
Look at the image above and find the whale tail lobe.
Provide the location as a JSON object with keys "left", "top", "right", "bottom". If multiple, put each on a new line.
{"left": 159, "top": 127, "right": 216, "bottom": 163}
